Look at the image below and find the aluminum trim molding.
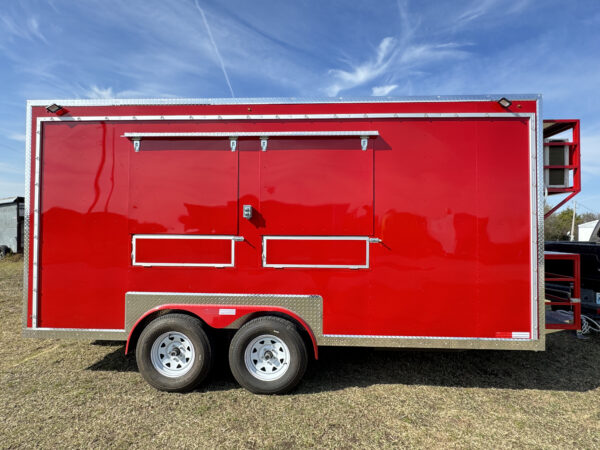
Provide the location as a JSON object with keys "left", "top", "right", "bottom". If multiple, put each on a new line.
{"left": 26, "top": 94, "right": 542, "bottom": 107}
{"left": 31, "top": 117, "right": 43, "bottom": 328}
{"left": 262, "top": 236, "right": 372, "bottom": 269}
{"left": 29, "top": 327, "right": 125, "bottom": 332}
{"left": 37, "top": 112, "right": 535, "bottom": 123}
{"left": 263, "top": 236, "right": 376, "bottom": 240}
{"left": 123, "top": 131, "right": 380, "bottom": 138}
{"left": 132, "top": 234, "right": 242, "bottom": 268}
{"left": 22, "top": 103, "right": 32, "bottom": 329}
{"left": 127, "top": 291, "right": 316, "bottom": 298}
{"left": 528, "top": 109, "right": 538, "bottom": 339}
{"left": 536, "top": 97, "right": 546, "bottom": 337}
{"left": 322, "top": 334, "right": 532, "bottom": 341}
{"left": 22, "top": 328, "right": 128, "bottom": 340}
{"left": 29, "top": 108, "right": 540, "bottom": 341}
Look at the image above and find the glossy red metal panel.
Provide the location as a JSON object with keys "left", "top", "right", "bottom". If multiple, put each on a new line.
{"left": 129, "top": 139, "right": 238, "bottom": 235}
{"left": 134, "top": 237, "right": 232, "bottom": 265}
{"left": 258, "top": 138, "right": 373, "bottom": 235}
{"left": 265, "top": 238, "right": 367, "bottom": 266}
{"left": 371, "top": 118, "right": 531, "bottom": 337}
{"left": 38, "top": 122, "right": 130, "bottom": 329}
{"left": 29, "top": 100, "right": 538, "bottom": 341}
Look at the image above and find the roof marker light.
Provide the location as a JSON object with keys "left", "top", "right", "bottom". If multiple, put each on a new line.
{"left": 46, "top": 103, "right": 69, "bottom": 116}
{"left": 497, "top": 97, "right": 512, "bottom": 108}
{"left": 46, "top": 104, "right": 62, "bottom": 113}
{"left": 45, "top": 104, "right": 68, "bottom": 116}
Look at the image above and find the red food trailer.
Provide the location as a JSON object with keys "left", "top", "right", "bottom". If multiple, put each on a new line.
{"left": 21, "top": 96, "right": 580, "bottom": 394}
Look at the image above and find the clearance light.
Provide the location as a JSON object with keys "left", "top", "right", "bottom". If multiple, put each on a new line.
{"left": 46, "top": 104, "right": 68, "bottom": 115}
{"left": 497, "top": 97, "right": 512, "bottom": 108}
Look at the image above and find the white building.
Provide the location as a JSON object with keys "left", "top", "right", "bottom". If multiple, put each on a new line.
{"left": 578, "top": 220, "right": 599, "bottom": 242}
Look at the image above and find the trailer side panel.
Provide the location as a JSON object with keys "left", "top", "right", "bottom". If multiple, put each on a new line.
{"left": 24, "top": 97, "right": 542, "bottom": 349}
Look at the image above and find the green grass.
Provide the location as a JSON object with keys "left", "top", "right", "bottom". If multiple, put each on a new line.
{"left": 1, "top": 257, "right": 599, "bottom": 448}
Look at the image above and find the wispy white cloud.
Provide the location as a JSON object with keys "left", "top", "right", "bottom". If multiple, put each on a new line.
{"left": 0, "top": 13, "right": 48, "bottom": 43}
{"left": 456, "top": 0, "right": 497, "bottom": 26}
{"left": 325, "top": 36, "right": 469, "bottom": 97}
{"left": 396, "top": 0, "right": 418, "bottom": 44}
{"left": 85, "top": 85, "right": 114, "bottom": 99}
{"left": 82, "top": 84, "right": 177, "bottom": 100}
{"left": 454, "top": 0, "right": 531, "bottom": 30}
{"left": 7, "top": 133, "right": 25, "bottom": 142}
{"left": 322, "top": 0, "right": 478, "bottom": 97}
{"left": 0, "top": 2, "right": 225, "bottom": 99}
{"left": 325, "top": 37, "right": 398, "bottom": 96}
{"left": 372, "top": 85, "right": 398, "bottom": 96}
{"left": 26, "top": 17, "right": 48, "bottom": 44}
{"left": 194, "top": 0, "right": 235, "bottom": 98}
{"left": 0, "top": 161, "right": 23, "bottom": 176}
{"left": 400, "top": 42, "right": 470, "bottom": 65}
{"left": 0, "top": 0, "right": 333, "bottom": 101}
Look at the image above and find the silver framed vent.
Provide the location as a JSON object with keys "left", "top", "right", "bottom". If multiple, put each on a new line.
{"left": 544, "top": 139, "right": 570, "bottom": 188}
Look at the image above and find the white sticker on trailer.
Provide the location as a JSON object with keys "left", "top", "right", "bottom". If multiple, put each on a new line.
{"left": 219, "top": 308, "right": 236, "bottom": 316}
{"left": 511, "top": 332, "right": 530, "bottom": 339}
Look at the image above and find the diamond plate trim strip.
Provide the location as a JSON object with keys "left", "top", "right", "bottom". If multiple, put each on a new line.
{"left": 22, "top": 328, "right": 127, "bottom": 340}
{"left": 22, "top": 103, "right": 32, "bottom": 329}
{"left": 536, "top": 97, "right": 546, "bottom": 337}
{"left": 125, "top": 292, "right": 544, "bottom": 350}
{"left": 125, "top": 292, "right": 323, "bottom": 337}
{"left": 318, "top": 335, "right": 545, "bottom": 350}
{"left": 23, "top": 289, "right": 546, "bottom": 350}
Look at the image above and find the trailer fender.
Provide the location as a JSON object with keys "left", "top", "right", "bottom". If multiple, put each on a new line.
{"left": 125, "top": 304, "right": 319, "bottom": 359}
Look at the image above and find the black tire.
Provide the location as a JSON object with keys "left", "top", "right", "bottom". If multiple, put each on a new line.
{"left": 136, "top": 314, "right": 213, "bottom": 392}
{"left": 229, "top": 316, "right": 308, "bottom": 394}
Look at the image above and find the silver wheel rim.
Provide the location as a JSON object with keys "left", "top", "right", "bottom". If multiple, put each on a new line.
{"left": 150, "top": 331, "right": 196, "bottom": 378}
{"left": 244, "top": 334, "right": 290, "bottom": 381}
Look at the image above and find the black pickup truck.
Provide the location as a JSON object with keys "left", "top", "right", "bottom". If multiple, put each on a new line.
{"left": 545, "top": 220, "right": 600, "bottom": 316}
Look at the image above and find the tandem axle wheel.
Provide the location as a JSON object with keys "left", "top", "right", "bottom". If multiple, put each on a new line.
{"left": 136, "top": 314, "right": 308, "bottom": 394}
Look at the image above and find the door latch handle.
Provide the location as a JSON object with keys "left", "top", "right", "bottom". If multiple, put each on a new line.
{"left": 243, "top": 205, "right": 253, "bottom": 220}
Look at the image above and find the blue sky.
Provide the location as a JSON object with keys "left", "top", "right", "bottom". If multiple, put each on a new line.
{"left": 1, "top": 0, "right": 599, "bottom": 212}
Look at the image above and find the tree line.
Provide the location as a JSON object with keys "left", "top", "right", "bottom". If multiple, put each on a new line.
{"left": 545, "top": 204, "right": 599, "bottom": 241}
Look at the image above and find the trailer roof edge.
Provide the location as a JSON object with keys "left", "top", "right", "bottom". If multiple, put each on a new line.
{"left": 26, "top": 94, "right": 542, "bottom": 108}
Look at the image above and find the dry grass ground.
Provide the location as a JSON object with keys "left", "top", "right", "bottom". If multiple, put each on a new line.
{"left": 1, "top": 256, "right": 599, "bottom": 449}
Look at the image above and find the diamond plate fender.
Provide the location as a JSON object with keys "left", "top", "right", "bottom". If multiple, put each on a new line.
{"left": 124, "top": 292, "right": 323, "bottom": 358}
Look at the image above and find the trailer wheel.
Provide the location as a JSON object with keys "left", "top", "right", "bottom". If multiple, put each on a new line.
{"left": 229, "top": 316, "right": 308, "bottom": 394}
{"left": 136, "top": 314, "right": 213, "bottom": 392}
